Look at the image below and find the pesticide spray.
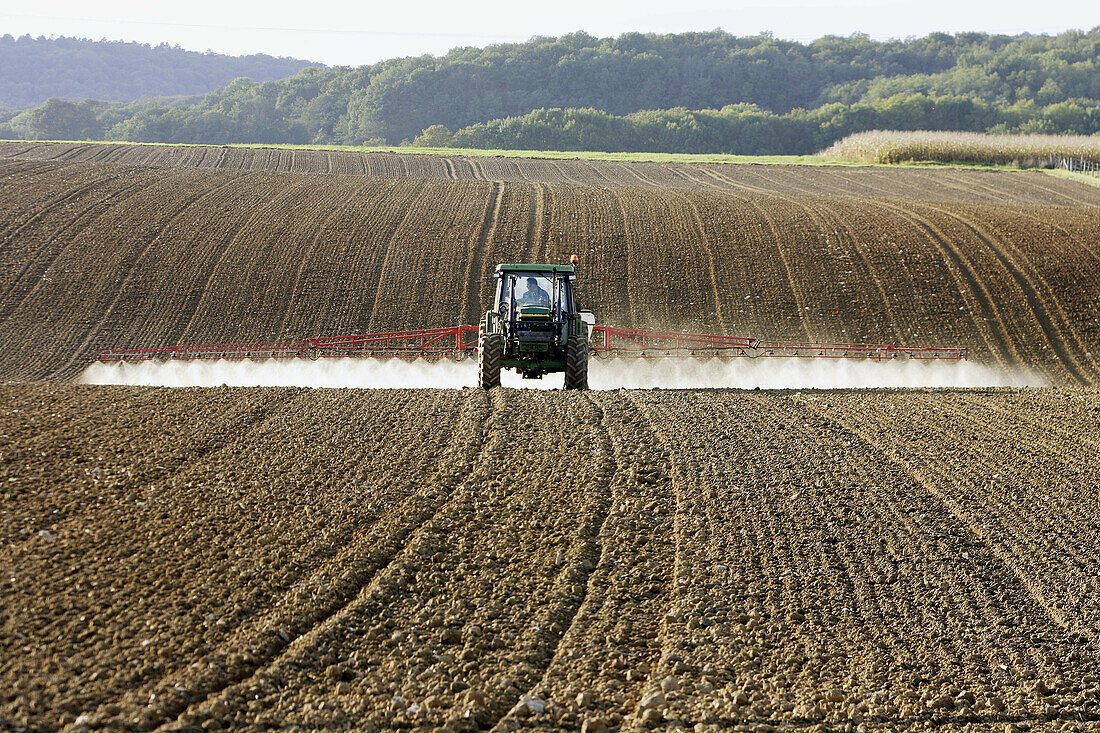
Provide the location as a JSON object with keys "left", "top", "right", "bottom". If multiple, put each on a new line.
{"left": 79, "top": 356, "right": 1045, "bottom": 390}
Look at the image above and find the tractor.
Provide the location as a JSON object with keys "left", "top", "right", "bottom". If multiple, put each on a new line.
{"left": 477, "top": 259, "right": 595, "bottom": 389}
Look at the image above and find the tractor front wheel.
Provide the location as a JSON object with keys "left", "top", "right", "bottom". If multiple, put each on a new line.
{"left": 565, "top": 326, "right": 589, "bottom": 390}
{"left": 478, "top": 328, "right": 502, "bottom": 389}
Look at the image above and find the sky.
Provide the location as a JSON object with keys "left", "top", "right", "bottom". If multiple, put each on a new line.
{"left": 1, "top": 0, "right": 1097, "bottom": 66}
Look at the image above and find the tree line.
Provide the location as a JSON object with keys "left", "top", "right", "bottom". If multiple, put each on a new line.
{"left": 412, "top": 96, "right": 1100, "bottom": 154}
{"left": 2, "top": 29, "right": 1099, "bottom": 153}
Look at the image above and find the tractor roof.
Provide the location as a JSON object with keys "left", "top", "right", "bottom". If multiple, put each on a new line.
{"left": 495, "top": 263, "right": 575, "bottom": 274}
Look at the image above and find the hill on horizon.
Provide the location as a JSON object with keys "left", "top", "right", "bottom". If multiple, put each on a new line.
{"left": 0, "top": 35, "right": 319, "bottom": 110}
{"left": 2, "top": 29, "right": 1098, "bottom": 154}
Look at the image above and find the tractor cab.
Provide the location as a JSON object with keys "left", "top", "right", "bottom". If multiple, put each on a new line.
{"left": 497, "top": 267, "right": 572, "bottom": 333}
{"left": 478, "top": 261, "right": 593, "bottom": 388}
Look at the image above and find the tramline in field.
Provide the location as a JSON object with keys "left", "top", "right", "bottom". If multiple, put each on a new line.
{"left": 94, "top": 258, "right": 969, "bottom": 390}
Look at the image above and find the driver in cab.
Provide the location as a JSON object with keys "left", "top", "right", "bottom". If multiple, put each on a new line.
{"left": 516, "top": 277, "right": 550, "bottom": 308}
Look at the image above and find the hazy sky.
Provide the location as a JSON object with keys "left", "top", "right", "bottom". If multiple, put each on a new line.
{"left": 2, "top": 1, "right": 1096, "bottom": 66}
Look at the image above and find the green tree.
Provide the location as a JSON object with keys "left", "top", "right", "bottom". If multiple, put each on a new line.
{"left": 412, "top": 124, "right": 454, "bottom": 147}
{"left": 7, "top": 98, "right": 103, "bottom": 139}
{"left": 8, "top": 29, "right": 1100, "bottom": 151}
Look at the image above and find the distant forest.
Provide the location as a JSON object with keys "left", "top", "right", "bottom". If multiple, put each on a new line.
{"left": 0, "top": 35, "right": 315, "bottom": 110}
{"left": 2, "top": 30, "right": 1099, "bottom": 154}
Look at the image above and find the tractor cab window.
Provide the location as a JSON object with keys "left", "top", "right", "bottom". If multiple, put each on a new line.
{"left": 500, "top": 273, "right": 555, "bottom": 319}
{"left": 516, "top": 276, "right": 551, "bottom": 308}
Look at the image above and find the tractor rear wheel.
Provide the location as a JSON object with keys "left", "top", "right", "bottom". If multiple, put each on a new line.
{"left": 478, "top": 328, "right": 502, "bottom": 389}
{"left": 565, "top": 326, "right": 589, "bottom": 390}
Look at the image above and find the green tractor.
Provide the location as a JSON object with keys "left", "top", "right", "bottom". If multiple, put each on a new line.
{"left": 477, "top": 261, "right": 595, "bottom": 389}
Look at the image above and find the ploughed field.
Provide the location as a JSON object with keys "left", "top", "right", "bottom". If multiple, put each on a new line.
{"left": 3, "top": 143, "right": 1100, "bottom": 732}
{"left": 1, "top": 142, "right": 1099, "bottom": 384}
{"left": 4, "top": 385, "right": 1100, "bottom": 732}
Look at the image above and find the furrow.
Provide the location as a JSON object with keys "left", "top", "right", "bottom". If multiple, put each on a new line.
{"left": 928, "top": 205, "right": 1093, "bottom": 384}
{"left": 52, "top": 173, "right": 250, "bottom": 377}
{"left": 0, "top": 168, "right": 149, "bottom": 303}
{"left": 65, "top": 389, "right": 495, "bottom": 733}
{"left": 276, "top": 178, "right": 379, "bottom": 336}
{"left": 873, "top": 200, "right": 1019, "bottom": 367}
{"left": 461, "top": 181, "right": 504, "bottom": 327}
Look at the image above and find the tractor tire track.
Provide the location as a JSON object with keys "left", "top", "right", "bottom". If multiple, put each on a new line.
{"left": 486, "top": 393, "right": 619, "bottom": 732}
{"left": 661, "top": 164, "right": 715, "bottom": 191}
{"left": 615, "top": 392, "right": 686, "bottom": 732}
{"left": 814, "top": 197, "right": 906, "bottom": 343}
{"left": 763, "top": 190, "right": 906, "bottom": 344}
{"left": 739, "top": 194, "right": 814, "bottom": 340}
{"left": 461, "top": 181, "right": 503, "bottom": 327}
{"left": 927, "top": 205, "right": 1093, "bottom": 384}
{"left": 607, "top": 187, "right": 640, "bottom": 328}
{"left": 314, "top": 179, "right": 424, "bottom": 334}
{"left": 976, "top": 171, "right": 1096, "bottom": 208}
{"left": 131, "top": 171, "right": 328, "bottom": 350}
{"left": 874, "top": 200, "right": 1019, "bottom": 367}
{"left": 822, "top": 391, "right": 1100, "bottom": 647}
{"left": 538, "top": 183, "right": 555, "bottom": 265}
{"left": 954, "top": 390, "right": 1100, "bottom": 453}
{"left": 0, "top": 166, "right": 134, "bottom": 271}
{"left": 493, "top": 391, "right": 675, "bottom": 733}
{"left": 676, "top": 191, "right": 728, "bottom": 333}
{"left": 635, "top": 391, "right": 1100, "bottom": 729}
{"left": 615, "top": 161, "right": 664, "bottom": 189}
{"left": 442, "top": 157, "right": 458, "bottom": 180}
{"left": 179, "top": 388, "right": 618, "bottom": 733}
{"left": 69, "top": 389, "right": 496, "bottom": 733}
{"left": 167, "top": 171, "right": 298, "bottom": 347}
{"left": 524, "top": 182, "right": 544, "bottom": 263}
{"left": 692, "top": 165, "right": 776, "bottom": 195}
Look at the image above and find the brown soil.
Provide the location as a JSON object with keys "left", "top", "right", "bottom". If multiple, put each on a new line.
{"left": 3, "top": 143, "right": 1100, "bottom": 732}
{"left": 0, "top": 144, "right": 1098, "bottom": 385}
{"left": 3, "top": 142, "right": 1098, "bottom": 208}
{"left": 3, "top": 385, "right": 1100, "bottom": 732}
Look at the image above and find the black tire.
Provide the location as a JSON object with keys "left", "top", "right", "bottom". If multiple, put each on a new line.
{"left": 565, "top": 325, "right": 589, "bottom": 390}
{"left": 478, "top": 328, "right": 502, "bottom": 389}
